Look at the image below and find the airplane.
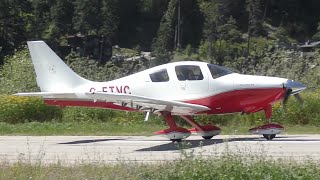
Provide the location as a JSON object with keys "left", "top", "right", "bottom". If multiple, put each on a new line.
{"left": 14, "top": 41, "right": 307, "bottom": 142}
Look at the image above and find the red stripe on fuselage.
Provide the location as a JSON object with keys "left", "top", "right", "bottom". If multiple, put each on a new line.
{"left": 186, "top": 88, "right": 286, "bottom": 114}
{"left": 43, "top": 88, "right": 286, "bottom": 115}
{"left": 44, "top": 99, "right": 135, "bottom": 111}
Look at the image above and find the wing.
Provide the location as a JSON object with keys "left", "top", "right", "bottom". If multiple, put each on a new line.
{"left": 14, "top": 92, "right": 77, "bottom": 98}
{"left": 85, "top": 92, "right": 210, "bottom": 115}
{"left": 14, "top": 92, "right": 210, "bottom": 115}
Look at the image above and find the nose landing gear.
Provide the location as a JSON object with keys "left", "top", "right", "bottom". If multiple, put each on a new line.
{"left": 249, "top": 105, "right": 284, "bottom": 140}
{"left": 249, "top": 123, "right": 284, "bottom": 140}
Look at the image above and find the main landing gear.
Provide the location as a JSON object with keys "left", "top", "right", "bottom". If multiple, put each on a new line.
{"left": 249, "top": 105, "right": 284, "bottom": 140}
{"left": 154, "top": 112, "right": 221, "bottom": 142}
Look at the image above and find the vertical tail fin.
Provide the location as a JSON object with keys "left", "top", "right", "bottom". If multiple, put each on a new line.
{"left": 27, "top": 41, "right": 90, "bottom": 92}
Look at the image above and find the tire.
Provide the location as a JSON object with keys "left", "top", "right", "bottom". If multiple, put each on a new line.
{"left": 202, "top": 136, "right": 214, "bottom": 140}
{"left": 170, "top": 139, "right": 182, "bottom": 142}
{"left": 263, "top": 134, "right": 276, "bottom": 140}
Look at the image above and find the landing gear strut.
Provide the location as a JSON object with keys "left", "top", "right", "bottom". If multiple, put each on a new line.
{"left": 154, "top": 113, "right": 221, "bottom": 141}
{"left": 154, "top": 112, "right": 191, "bottom": 142}
{"left": 249, "top": 105, "right": 283, "bottom": 140}
{"left": 180, "top": 115, "right": 221, "bottom": 140}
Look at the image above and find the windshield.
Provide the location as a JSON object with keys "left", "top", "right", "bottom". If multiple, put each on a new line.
{"left": 207, "top": 64, "right": 233, "bottom": 79}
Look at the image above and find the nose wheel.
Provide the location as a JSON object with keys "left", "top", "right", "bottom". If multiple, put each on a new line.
{"left": 249, "top": 105, "right": 283, "bottom": 140}
{"left": 170, "top": 139, "right": 182, "bottom": 142}
{"left": 263, "top": 134, "right": 276, "bottom": 140}
{"left": 202, "top": 136, "right": 214, "bottom": 140}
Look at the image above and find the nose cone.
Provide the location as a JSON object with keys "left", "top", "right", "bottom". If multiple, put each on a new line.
{"left": 285, "top": 80, "right": 307, "bottom": 94}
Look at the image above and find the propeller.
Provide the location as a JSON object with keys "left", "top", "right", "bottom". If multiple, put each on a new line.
{"left": 282, "top": 80, "right": 306, "bottom": 109}
{"left": 294, "top": 93, "right": 304, "bottom": 105}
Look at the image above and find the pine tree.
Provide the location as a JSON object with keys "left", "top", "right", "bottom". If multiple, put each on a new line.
{"left": 50, "top": 0, "right": 74, "bottom": 36}
{"left": 99, "top": 0, "right": 119, "bottom": 38}
{"left": 0, "top": 0, "right": 32, "bottom": 64}
{"left": 30, "top": 0, "right": 53, "bottom": 38}
{"left": 198, "top": 0, "right": 223, "bottom": 63}
{"left": 73, "top": 0, "right": 102, "bottom": 35}
{"left": 246, "top": 0, "right": 265, "bottom": 37}
{"left": 312, "top": 22, "right": 320, "bottom": 41}
{"left": 217, "top": 16, "right": 241, "bottom": 43}
{"left": 152, "top": 0, "right": 177, "bottom": 65}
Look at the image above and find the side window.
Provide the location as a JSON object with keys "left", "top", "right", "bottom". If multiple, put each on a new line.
{"left": 175, "top": 65, "right": 204, "bottom": 81}
{"left": 149, "top": 69, "right": 170, "bottom": 82}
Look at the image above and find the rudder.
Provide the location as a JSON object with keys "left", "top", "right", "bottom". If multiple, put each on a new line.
{"left": 27, "top": 41, "right": 90, "bottom": 92}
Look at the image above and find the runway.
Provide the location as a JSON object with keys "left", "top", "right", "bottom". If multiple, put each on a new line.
{"left": 0, "top": 135, "right": 320, "bottom": 164}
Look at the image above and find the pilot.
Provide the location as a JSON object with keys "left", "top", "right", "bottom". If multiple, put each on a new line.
{"left": 182, "top": 67, "right": 195, "bottom": 80}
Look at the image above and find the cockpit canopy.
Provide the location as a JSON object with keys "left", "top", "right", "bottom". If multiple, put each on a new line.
{"left": 148, "top": 63, "right": 234, "bottom": 82}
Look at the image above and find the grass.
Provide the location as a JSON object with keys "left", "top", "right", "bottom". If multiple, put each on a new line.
{"left": 0, "top": 122, "right": 167, "bottom": 136}
{"left": 0, "top": 155, "right": 320, "bottom": 179}
{"left": 0, "top": 122, "right": 319, "bottom": 136}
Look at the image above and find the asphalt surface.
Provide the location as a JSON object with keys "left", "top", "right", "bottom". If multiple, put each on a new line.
{"left": 0, "top": 135, "right": 320, "bottom": 164}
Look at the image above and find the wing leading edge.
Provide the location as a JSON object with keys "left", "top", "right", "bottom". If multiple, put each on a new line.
{"left": 14, "top": 92, "right": 210, "bottom": 115}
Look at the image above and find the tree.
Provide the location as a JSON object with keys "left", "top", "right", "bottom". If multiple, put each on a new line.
{"left": 73, "top": 0, "right": 119, "bottom": 39}
{"left": 246, "top": 0, "right": 265, "bottom": 37}
{"left": 312, "top": 21, "right": 320, "bottom": 41}
{"left": 152, "top": 0, "right": 177, "bottom": 65}
{"left": 99, "top": 0, "right": 119, "bottom": 37}
{"left": 198, "top": 0, "right": 223, "bottom": 63}
{"left": 0, "top": 0, "right": 33, "bottom": 64}
{"left": 215, "top": 16, "right": 243, "bottom": 65}
{"left": 73, "top": 0, "right": 102, "bottom": 35}
{"left": 246, "top": 0, "right": 265, "bottom": 56}
{"left": 29, "top": 0, "right": 52, "bottom": 39}
{"left": 50, "top": 0, "right": 74, "bottom": 38}
{"left": 218, "top": 16, "right": 242, "bottom": 43}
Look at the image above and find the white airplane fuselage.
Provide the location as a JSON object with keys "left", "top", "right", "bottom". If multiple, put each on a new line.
{"left": 44, "top": 61, "right": 300, "bottom": 116}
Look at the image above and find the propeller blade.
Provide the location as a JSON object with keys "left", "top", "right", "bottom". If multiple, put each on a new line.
{"left": 282, "top": 89, "right": 292, "bottom": 108}
{"left": 294, "top": 94, "right": 304, "bottom": 106}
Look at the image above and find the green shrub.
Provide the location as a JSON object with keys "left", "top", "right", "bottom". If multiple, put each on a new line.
{"left": 62, "top": 107, "right": 116, "bottom": 123}
{"left": 0, "top": 47, "right": 38, "bottom": 95}
{"left": 0, "top": 96, "right": 62, "bottom": 123}
{"left": 272, "top": 91, "right": 320, "bottom": 125}
{"left": 140, "top": 156, "right": 320, "bottom": 179}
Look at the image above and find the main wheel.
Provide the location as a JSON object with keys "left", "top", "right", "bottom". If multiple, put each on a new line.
{"left": 170, "top": 139, "right": 182, "bottom": 142}
{"left": 202, "top": 136, "right": 214, "bottom": 140}
{"left": 263, "top": 134, "right": 276, "bottom": 140}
